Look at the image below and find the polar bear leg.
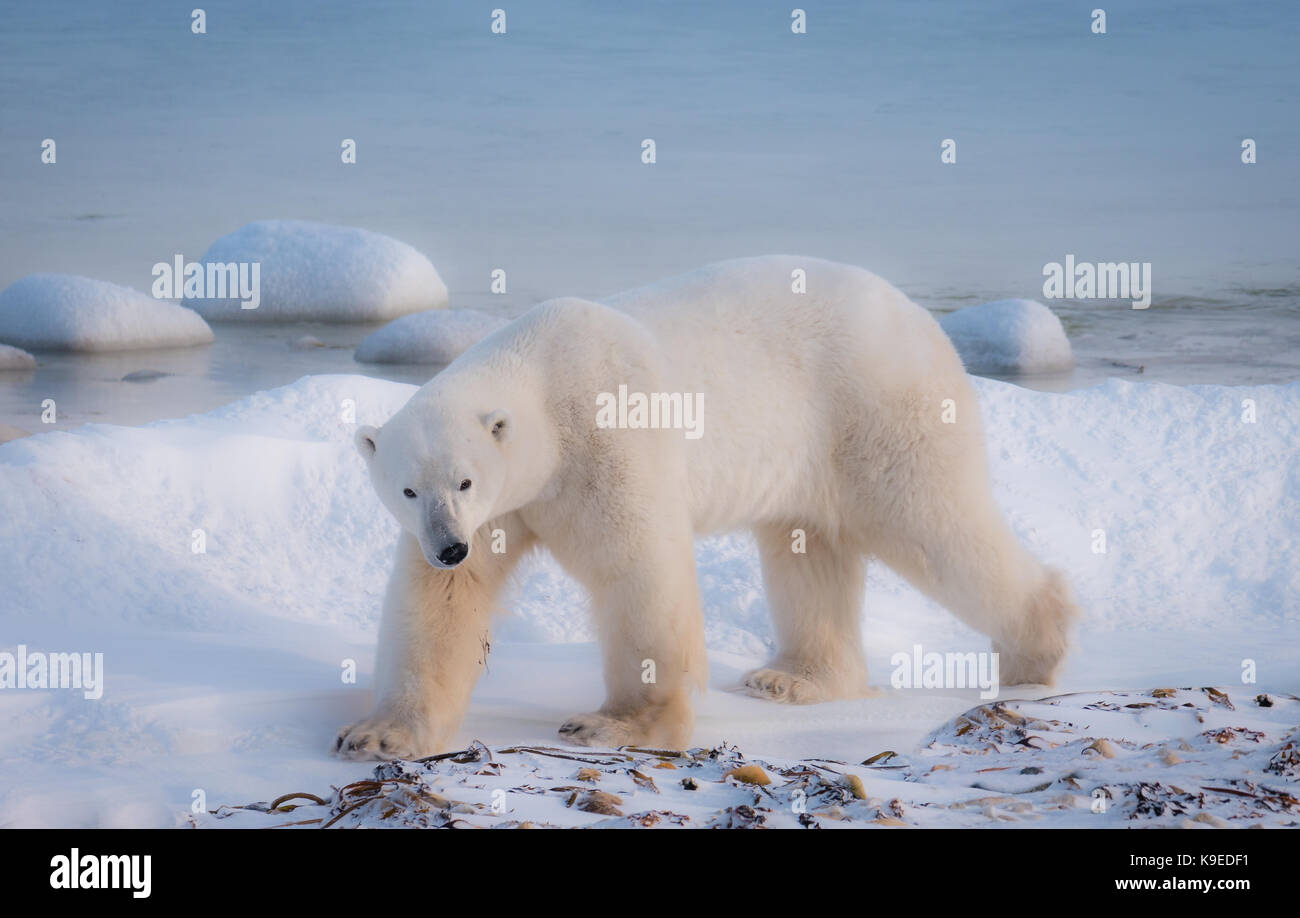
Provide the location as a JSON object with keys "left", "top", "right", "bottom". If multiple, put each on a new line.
{"left": 989, "top": 567, "right": 1077, "bottom": 686}
{"left": 877, "top": 497, "right": 1077, "bottom": 687}
{"left": 334, "top": 516, "right": 534, "bottom": 760}
{"left": 741, "top": 524, "right": 871, "bottom": 704}
{"left": 553, "top": 499, "right": 707, "bottom": 750}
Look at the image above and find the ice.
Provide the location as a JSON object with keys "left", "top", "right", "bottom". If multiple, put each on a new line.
{"left": 185, "top": 220, "right": 447, "bottom": 322}
{"left": 0, "top": 344, "right": 36, "bottom": 371}
{"left": 940, "top": 298, "right": 1074, "bottom": 375}
{"left": 355, "top": 309, "right": 507, "bottom": 364}
{"left": 0, "top": 373, "right": 1296, "bottom": 826}
{"left": 3, "top": 1, "right": 1298, "bottom": 381}
{"left": 0, "top": 274, "right": 214, "bottom": 353}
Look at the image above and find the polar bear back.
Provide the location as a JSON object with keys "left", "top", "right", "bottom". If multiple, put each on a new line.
{"left": 600, "top": 256, "right": 969, "bottom": 532}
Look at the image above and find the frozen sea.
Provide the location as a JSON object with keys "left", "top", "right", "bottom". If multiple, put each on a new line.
{"left": 1, "top": 0, "right": 1298, "bottom": 429}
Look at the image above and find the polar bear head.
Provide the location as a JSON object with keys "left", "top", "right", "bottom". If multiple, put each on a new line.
{"left": 355, "top": 402, "right": 511, "bottom": 570}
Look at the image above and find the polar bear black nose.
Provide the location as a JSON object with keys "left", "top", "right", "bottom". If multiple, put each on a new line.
{"left": 437, "top": 542, "right": 469, "bottom": 566}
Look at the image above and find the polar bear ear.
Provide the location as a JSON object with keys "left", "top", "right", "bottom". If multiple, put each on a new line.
{"left": 355, "top": 424, "right": 380, "bottom": 460}
{"left": 482, "top": 409, "right": 510, "bottom": 443}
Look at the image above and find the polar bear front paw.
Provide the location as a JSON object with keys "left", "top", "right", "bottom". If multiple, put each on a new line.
{"left": 557, "top": 712, "right": 637, "bottom": 748}
{"left": 333, "top": 712, "right": 438, "bottom": 761}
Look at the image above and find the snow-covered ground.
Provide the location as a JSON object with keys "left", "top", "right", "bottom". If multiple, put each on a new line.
{"left": 0, "top": 372, "right": 1295, "bottom": 828}
{"left": 198, "top": 687, "right": 1300, "bottom": 828}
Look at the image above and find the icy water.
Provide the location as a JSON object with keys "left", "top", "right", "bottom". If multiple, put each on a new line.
{"left": 4, "top": 289, "right": 1298, "bottom": 432}
{"left": 1, "top": 0, "right": 1297, "bottom": 430}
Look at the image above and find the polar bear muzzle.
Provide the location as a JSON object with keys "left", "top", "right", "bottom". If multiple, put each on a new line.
{"left": 435, "top": 541, "right": 468, "bottom": 567}
{"left": 418, "top": 512, "right": 471, "bottom": 568}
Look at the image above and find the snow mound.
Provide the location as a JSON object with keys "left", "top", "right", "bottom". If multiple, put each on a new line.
{"left": 0, "top": 343, "right": 36, "bottom": 370}
{"left": 186, "top": 220, "right": 447, "bottom": 322}
{"left": 196, "top": 688, "right": 1300, "bottom": 828}
{"left": 0, "top": 274, "right": 214, "bottom": 352}
{"left": 0, "top": 374, "right": 415, "bottom": 633}
{"left": 940, "top": 298, "right": 1073, "bottom": 374}
{"left": 355, "top": 309, "right": 508, "bottom": 364}
{"left": 0, "top": 373, "right": 1295, "bottom": 640}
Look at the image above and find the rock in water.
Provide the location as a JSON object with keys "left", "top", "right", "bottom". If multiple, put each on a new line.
{"left": 186, "top": 220, "right": 447, "bottom": 322}
{"left": 0, "top": 274, "right": 213, "bottom": 352}
{"left": 939, "top": 298, "right": 1073, "bottom": 375}
{"left": 122, "top": 369, "right": 171, "bottom": 382}
{"left": 0, "top": 343, "right": 37, "bottom": 370}
{"left": 355, "top": 309, "right": 507, "bottom": 364}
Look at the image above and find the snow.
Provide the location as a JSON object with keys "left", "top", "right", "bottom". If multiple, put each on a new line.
{"left": 0, "top": 373, "right": 1296, "bottom": 828}
{"left": 940, "top": 298, "right": 1074, "bottom": 375}
{"left": 0, "top": 344, "right": 35, "bottom": 371}
{"left": 355, "top": 309, "right": 508, "bottom": 364}
{"left": 0, "top": 274, "right": 214, "bottom": 353}
{"left": 186, "top": 220, "right": 448, "bottom": 322}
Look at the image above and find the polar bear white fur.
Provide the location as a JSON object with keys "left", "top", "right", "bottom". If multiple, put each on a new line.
{"left": 335, "top": 256, "right": 1078, "bottom": 760}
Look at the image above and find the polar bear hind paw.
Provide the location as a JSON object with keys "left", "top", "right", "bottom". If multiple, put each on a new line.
{"left": 740, "top": 666, "right": 831, "bottom": 704}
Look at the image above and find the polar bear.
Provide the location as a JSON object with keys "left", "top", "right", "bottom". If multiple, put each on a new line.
{"left": 334, "top": 256, "right": 1077, "bottom": 760}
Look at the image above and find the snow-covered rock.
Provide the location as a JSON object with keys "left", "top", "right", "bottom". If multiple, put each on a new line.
{"left": 355, "top": 309, "right": 508, "bottom": 364}
{"left": 0, "top": 274, "right": 214, "bottom": 352}
{"left": 940, "top": 298, "right": 1073, "bottom": 375}
{"left": 186, "top": 220, "right": 447, "bottom": 322}
{"left": 0, "top": 343, "right": 36, "bottom": 370}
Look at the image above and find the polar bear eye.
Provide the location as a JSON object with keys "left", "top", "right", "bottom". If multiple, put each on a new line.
{"left": 459, "top": 479, "right": 472, "bottom": 491}
{"left": 403, "top": 488, "right": 417, "bottom": 499}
